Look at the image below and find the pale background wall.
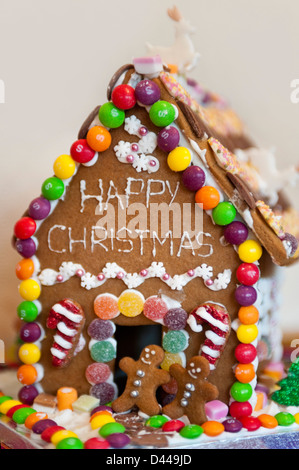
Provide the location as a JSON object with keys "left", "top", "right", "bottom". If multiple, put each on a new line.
{"left": 1, "top": 0, "right": 299, "bottom": 350}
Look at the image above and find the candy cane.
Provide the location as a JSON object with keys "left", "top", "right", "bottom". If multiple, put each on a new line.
{"left": 46, "top": 299, "right": 85, "bottom": 367}
{"left": 187, "top": 303, "right": 230, "bottom": 370}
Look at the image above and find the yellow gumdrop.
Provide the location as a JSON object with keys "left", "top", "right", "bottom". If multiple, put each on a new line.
{"left": 160, "top": 352, "right": 184, "bottom": 371}
{"left": 0, "top": 400, "right": 22, "bottom": 415}
{"left": 53, "top": 154, "right": 76, "bottom": 180}
{"left": 236, "top": 324, "right": 259, "bottom": 344}
{"left": 167, "top": 147, "right": 191, "bottom": 172}
{"left": 117, "top": 289, "right": 145, "bottom": 318}
{"left": 18, "top": 343, "right": 41, "bottom": 365}
{"left": 90, "top": 413, "right": 115, "bottom": 429}
{"left": 51, "top": 429, "right": 78, "bottom": 445}
{"left": 238, "top": 240, "right": 263, "bottom": 263}
{"left": 19, "top": 279, "right": 41, "bottom": 301}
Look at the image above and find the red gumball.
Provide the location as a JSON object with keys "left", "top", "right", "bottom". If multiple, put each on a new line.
{"left": 229, "top": 401, "right": 252, "bottom": 419}
{"left": 14, "top": 217, "right": 36, "bottom": 240}
{"left": 70, "top": 139, "right": 95, "bottom": 163}
{"left": 236, "top": 263, "right": 260, "bottom": 286}
{"left": 234, "top": 343, "right": 257, "bottom": 364}
{"left": 111, "top": 84, "right": 136, "bottom": 110}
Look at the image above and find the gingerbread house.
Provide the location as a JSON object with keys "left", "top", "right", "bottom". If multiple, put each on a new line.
{"left": 12, "top": 9, "right": 299, "bottom": 426}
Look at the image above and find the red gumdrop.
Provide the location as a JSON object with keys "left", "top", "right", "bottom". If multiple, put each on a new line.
{"left": 85, "top": 363, "right": 111, "bottom": 385}
{"left": 234, "top": 343, "right": 257, "bottom": 364}
{"left": 229, "top": 401, "right": 252, "bottom": 419}
{"left": 143, "top": 296, "right": 168, "bottom": 321}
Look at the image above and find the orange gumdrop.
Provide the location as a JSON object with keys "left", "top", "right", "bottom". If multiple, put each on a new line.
{"left": 15, "top": 258, "right": 35, "bottom": 280}
{"left": 17, "top": 364, "right": 38, "bottom": 385}
{"left": 195, "top": 186, "right": 220, "bottom": 210}
{"left": 93, "top": 294, "right": 119, "bottom": 320}
{"left": 25, "top": 411, "right": 48, "bottom": 430}
{"left": 235, "top": 363, "right": 256, "bottom": 383}
{"left": 86, "top": 126, "right": 111, "bottom": 152}
{"left": 238, "top": 305, "right": 259, "bottom": 325}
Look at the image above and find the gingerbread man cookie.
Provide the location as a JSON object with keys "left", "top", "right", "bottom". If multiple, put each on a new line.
{"left": 162, "top": 356, "right": 218, "bottom": 425}
{"left": 112, "top": 345, "right": 170, "bottom": 416}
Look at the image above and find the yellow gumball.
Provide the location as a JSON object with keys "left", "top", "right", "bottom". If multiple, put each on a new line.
{"left": 90, "top": 413, "right": 115, "bottom": 429}
{"left": 51, "top": 429, "right": 78, "bottom": 445}
{"left": 236, "top": 324, "right": 259, "bottom": 344}
{"left": 238, "top": 240, "right": 262, "bottom": 263}
{"left": 18, "top": 343, "right": 41, "bottom": 365}
{"left": 167, "top": 147, "right": 191, "bottom": 172}
{"left": 19, "top": 279, "right": 41, "bottom": 301}
{"left": 0, "top": 400, "right": 22, "bottom": 415}
{"left": 53, "top": 154, "right": 76, "bottom": 180}
{"left": 117, "top": 289, "right": 145, "bottom": 318}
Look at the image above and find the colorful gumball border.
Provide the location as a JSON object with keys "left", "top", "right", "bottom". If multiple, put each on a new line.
{"left": 13, "top": 69, "right": 266, "bottom": 432}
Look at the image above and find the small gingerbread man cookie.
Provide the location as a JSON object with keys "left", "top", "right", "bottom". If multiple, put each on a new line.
{"left": 112, "top": 345, "right": 170, "bottom": 416}
{"left": 162, "top": 356, "right": 218, "bottom": 425}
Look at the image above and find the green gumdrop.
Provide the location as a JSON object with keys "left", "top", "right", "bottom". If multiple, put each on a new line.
{"left": 90, "top": 340, "right": 116, "bottom": 363}
{"left": 162, "top": 330, "right": 188, "bottom": 354}
{"left": 99, "top": 102, "right": 125, "bottom": 128}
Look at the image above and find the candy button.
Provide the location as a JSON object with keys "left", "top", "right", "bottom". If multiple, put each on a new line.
{"left": 90, "top": 410, "right": 112, "bottom": 422}
{"left": 90, "top": 341, "right": 116, "bottom": 363}
{"left": 179, "top": 424, "right": 203, "bottom": 439}
{"left": 31, "top": 419, "right": 57, "bottom": 435}
{"left": 167, "top": 147, "right": 191, "bottom": 172}
{"left": 160, "top": 352, "right": 184, "bottom": 371}
{"left": 19, "top": 279, "right": 41, "bottom": 301}
{"left": 236, "top": 263, "right": 260, "bottom": 286}
{"left": 99, "top": 422, "right": 126, "bottom": 437}
{"left": 143, "top": 296, "right": 168, "bottom": 321}
{"left": 14, "top": 217, "right": 36, "bottom": 240}
{"left": 117, "top": 290, "right": 145, "bottom": 318}
{"left": 111, "top": 84, "right": 136, "bottom": 110}
{"left": 53, "top": 154, "right": 76, "bottom": 180}
{"left": 235, "top": 285, "right": 257, "bottom": 307}
{"left": 234, "top": 343, "right": 257, "bottom": 364}
{"left": 230, "top": 382, "right": 252, "bottom": 402}
{"left": 15, "top": 259, "right": 35, "bottom": 280}
{"left": 18, "top": 343, "right": 41, "bottom": 365}
{"left": 86, "top": 126, "right": 112, "bottom": 152}
{"left": 28, "top": 197, "right": 51, "bottom": 220}
{"left": 201, "top": 420, "right": 225, "bottom": 437}
{"left": 238, "top": 305, "right": 259, "bottom": 325}
{"left": 84, "top": 437, "right": 110, "bottom": 449}
{"left": 94, "top": 293, "right": 119, "bottom": 320}
{"left": 0, "top": 396, "right": 12, "bottom": 405}
{"left": 99, "top": 102, "right": 125, "bottom": 128}
{"left": 41, "top": 425, "right": 65, "bottom": 442}
{"left": 229, "top": 401, "right": 252, "bottom": 419}
{"left": 157, "top": 126, "right": 180, "bottom": 152}
{"left": 17, "top": 301, "right": 39, "bottom": 322}
{"left": 41, "top": 177, "right": 65, "bottom": 200}
{"left": 18, "top": 385, "right": 39, "bottom": 405}
{"left": 85, "top": 362, "right": 111, "bottom": 385}
{"left": 162, "top": 420, "right": 185, "bottom": 432}
{"left": 181, "top": 165, "right": 206, "bottom": 192}
{"left": 6, "top": 404, "right": 29, "bottom": 419}
{"left": 240, "top": 416, "right": 261, "bottom": 431}
{"left": 90, "top": 382, "right": 116, "bottom": 404}
{"left": 149, "top": 101, "right": 176, "bottom": 127}
{"left": 294, "top": 413, "right": 299, "bottom": 425}
{"left": 212, "top": 202, "right": 236, "bottom": 226}
{"left": 15, "top": 238, "right": 37, "bottom": 258}
{"left": 12, "top": 407, "right": 36, "bottom": 424}
{"left": 257, "top": 414, "right": 278, "bottom": 429}
{"left": 145, "top": 415, "right": 169, "bottom": 428}
{"left": 162, "top": 330, "right": 188, "bottom": 354}
{"left": 135, "top": 79, "right": 161, "bottom": 106}
{"left": 91, "top": 405, "right": 113, "bottom": 416}
{"left": 57, "top": 387, "right": 78, "bottom": 411}
{"left": 222, "top": 417, "right": 243, "bottom": 433}
{"left": 20, "top": 322, "right": 42, "bottom": 343}
{"left": 70, "top": 139, "right": 95, "bottom": 163}
{"left": 234, "top": 363, "right": 256, "bottom": 383}
{"left": 236, "top": 324, "right": 259, "bottom": 344}
{"left": 224, "top": 221, "right": 248, "bottom": 245}
{"left": 56, "top": 437, "right": 84, "bottom": 449}
{"left": 90, "top": 413, "right": 115, "bottom": 429}
{"left": 274, "top": 412, "right": 296, "bottom": 426}
{"left": 24, "top": 411, "right": 48, "bottom": 430}
{"left": 238, "top": 240, "right": 263, "bottom": 263}
{"left": 0, "top": 400, "right": 22, "bottom": 415}
{"left": 105, "top": 433, "right": 130, "bottom": 449}
{"left": 195, "top": 186, "right": 220, "bottom": 210}
{"left": 51, "top": 429, "right": 78, "bottom": 446}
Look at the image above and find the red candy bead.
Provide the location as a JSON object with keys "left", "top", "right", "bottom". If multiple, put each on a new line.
{"left": 235, "top": 343, "right": 257, "bottom": 364}
{"left": 14, "top": 217, "right": 36, "bottom": 240}
{"left": 6, "top": 404, "right": 29, "bottom": 418}
{"left": 229, "top": 401, "right": 252, "bottom": 419}
{"left": 111, "top": 84, "right": 136, "bottom": 110}
{"left": 84, "top": 437, "right": 110, "bottom": 449}
{"left": 162, "top": 420, "right": 185, "bottom": 432}
{"left": 41, "top": 425, "right": 65, "bottom": 442}
{"left": 236, "top": 263, "right": 260, "bottom": 286}
{"left": 70, "top": 139, "right": 95, "bottom": 163}
{"left": 240, "top": 416, "right": 261, "bottom": 431}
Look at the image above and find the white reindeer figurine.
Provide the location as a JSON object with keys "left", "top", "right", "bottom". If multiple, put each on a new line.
{"left": 146, "top": 6, "right": 200, "bottom": 73}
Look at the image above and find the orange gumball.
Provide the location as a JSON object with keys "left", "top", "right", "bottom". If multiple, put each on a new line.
{"left": 195, "top": 186, "right": 220, "bottom": 210}
{"left": 25, "top": 411, "right": 48, "bottom": 430}
{"left": 238, "top": 305, "right": 259, "bottom": 325}
{"left": 86, "top": 126, "right": 111, "bottom": 152}
{"left": 17, "top": 364, "right": 38, "bottom": 385}
{"left": 15, "top": 258, "right": 35, "bottom": 280}
{"left": 235, "top": 363, "right": 256, "bottom": 383}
